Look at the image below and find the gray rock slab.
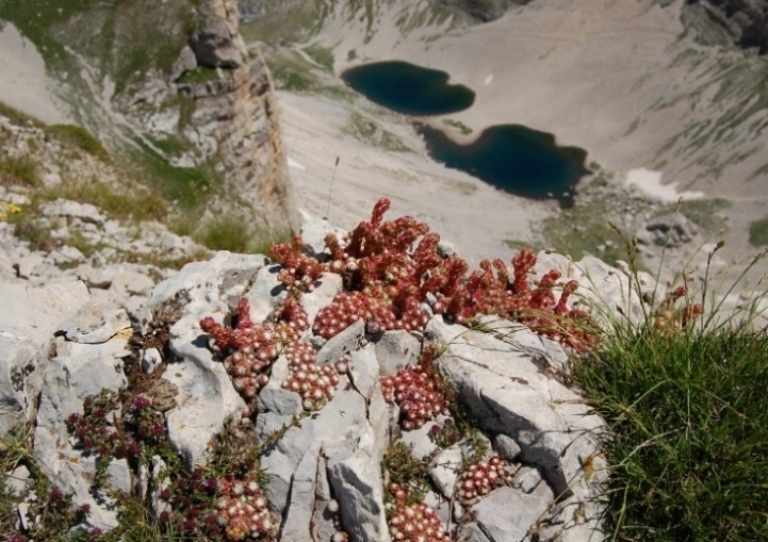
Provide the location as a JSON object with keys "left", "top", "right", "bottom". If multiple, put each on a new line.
{"left": 40, "top": 199, "right": 105, "bottom": 225}
{"left": 0, "top": 280, "right": 91, "bottom": 343}
{"left": 327, "top": 453, "right": 390, "bottom": 542}
{"left": 299, "top": 214, "right": 345, "bottom": 258}
{"left": 311, "top": 454, "right": 338, "bottom": 542}
{"left": 32, "top": 337, "right": 129, "bottom": 531}
{"left": 244, "top": 264, "right": 286, "bottom": 322}
{"left": 375, "top": 330, "right": 421, "bottom": 375}
{"left": 280, "top": 441, "right": 323, "bottom": 541}
{"left": 149, "top": 251, "right": 266, "bottom": 322}
{"left": 258, "top": 356, "right": 303, "bottom": 416}
{"left": 260, "top": 386, "right": 391, "bottom": 540}
{"left": 63, "top": 299, "right": 132, "bottom": 344}
{"left": 348, "top": 343, "right": 380, "bottom": 399}
{"left": 466, "top": 487, "right": 552, "bottom": 542}
{"left": 495, "top": 434, "right": 522, "bottom": 462}
{"left": 109, "top": 270, "right": 155, "bottom": 297}
{"left": 430, "top": 445, "right": 463, "bottom": 499}
{"left": 164, "top": 333, "right": 246, "bottom": 468}
{"left": 316, "top": 319, "right": 366, "bottom": 365}
{"left": 399, "top": 420, "right": 438, "bottom": 460}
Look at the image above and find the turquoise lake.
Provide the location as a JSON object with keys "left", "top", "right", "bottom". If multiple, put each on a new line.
{"left": 341, "top": 60, "right": 588, "bottom": 207}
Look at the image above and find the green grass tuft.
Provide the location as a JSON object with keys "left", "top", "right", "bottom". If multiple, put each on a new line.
{"left": 573, "top": 242, "right": 768, "bottom": 542}
{"left": 0, "top": 155, "right": 40, "bottom": 188}
{"left": 575, "top": 325, "right": 768, "bottom": 541}
{"left": 194, "top": 216, "right": 290, "bottom": 255}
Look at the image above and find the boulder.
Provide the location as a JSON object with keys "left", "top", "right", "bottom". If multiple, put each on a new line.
{"left": 639, "top": 213, "right": 698, "bottom": 248}
{"left": 189, "top": 18, "right": 247, "bottom": 69}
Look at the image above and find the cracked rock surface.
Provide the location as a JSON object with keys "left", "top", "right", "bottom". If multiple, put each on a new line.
{"left": 0, "top": 223, "right": 634, "bottom": 540}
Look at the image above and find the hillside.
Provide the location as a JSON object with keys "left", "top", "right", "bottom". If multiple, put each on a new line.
{"left": 240, "top": 0, "right": 768, "bottom": 287}
{"left": 0, "top": 0, "right": 296, "bottom": 238}
{"left": 2, "top": 2, "right": 768, "bottom": 540}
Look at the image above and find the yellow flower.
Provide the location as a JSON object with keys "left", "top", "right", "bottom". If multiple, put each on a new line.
{"left": 0, "top": 201, "right": 20, "bottom": 221}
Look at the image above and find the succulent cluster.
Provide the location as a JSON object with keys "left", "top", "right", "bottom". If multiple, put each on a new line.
{"left": 455, "top": 454, "right": 507, "bottom": 503}
{"left": 387, "top": 484, "right": 451, "bottom": 542}
{"left": 214, "top": 477, "right": 276, "bottom": 541}
{"left": 200, "top": 297, "right": 300, "bottom": 400}
{"left": 381, "top": 367, "right": 449, "bottom": 430}
{"left": 282, "top": 340, "right": 341, "bottom": 410}
{"left": 281, "top": 198, "right": 597, "bottom": 351}
{"left": 270, "top": 234, "right": 325, "bottom": 293}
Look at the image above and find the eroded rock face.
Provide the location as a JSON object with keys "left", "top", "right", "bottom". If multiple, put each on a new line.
{"left": 687, "top": 0, "right": 768, "bottom": 53}
{"left": 174, "top": 0, "right": 299, "bottom": 232}
{"left": 2, "top": 216, "right": 627, "bottom": 540}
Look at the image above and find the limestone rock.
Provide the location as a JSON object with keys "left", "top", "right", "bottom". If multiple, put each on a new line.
{"left": 63, "top": 299, "right": 132, "bottom": 344}
{"left": 33, "top": 337, "right": 130, "bottom": 531}
{"left": 425, "top": 317, "right": 607, "bottom": 541}
{"left": 640, "top": 213, "right": 698, "bottom": 248}
{"left": 375, "top": 329, "right": 421, "bottom": 375}
{"left": 171, "top": 45, "right": 198, "bottom": 81}
{"left": 0, "top": 280, "right": 91, "bottom": 343}
{"left": 0, "top": 335, "right": 42, "bottom": 437}
{"left": 463, "top": 487, "right": 552, "bottom": 542}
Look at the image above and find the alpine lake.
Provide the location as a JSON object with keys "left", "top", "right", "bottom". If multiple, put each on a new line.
{"left": 341, "top": 60, "right": 588, "bottom": 207}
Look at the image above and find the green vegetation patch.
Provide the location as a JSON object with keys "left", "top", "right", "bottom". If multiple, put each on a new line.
{"left": 654, "top": 198, "right": 731, "bottom": 235}
{"left": 46, "top": 124, "right": 110, "bottom": 162}
{"left": 542, "top": 202, "right": 631, "bottom": 265}
{"left": 748, "top": 216, "right": 768, "bottom": 246}
{"left": 0, "top": 0, "right": 195, "bottom": 94}
{"left": 194, "top": 216, "right": 291, "bottom": 254}
{"left": 345, "top": 111, "right": 411, "bottom": 153}
{"left": 442, "top": 118, "right": 473, "bottom": 135}
{"left": 0, "top": 101, "right": 44, "bottom": 127}
{"left": 575, "top": 322, "right": 768, "bottom": 541}
{"left": 240, "top": 1, "right": 327, "bottom": 45}
{"left": 131, "top": 138, "right": 219, "bottom": 211}
{"left": 56, "top": 178, "right": 167, "bottom": 223}
{"left": 267, "top": 50, "right": 320, "bottom": 92}
{"left": 303, "top": 44, "right": 334, "bottom": 71}
{"left": 0, "top": 155, "right": 39, "bottom": 188}
{"left": 176, "top": 66, "right": 220, "bottom": 85}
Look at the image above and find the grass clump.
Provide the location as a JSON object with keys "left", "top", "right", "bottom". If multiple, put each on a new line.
{"left": 573, "top": 247, "right": 768, "bottom": 541}
{"left": 748, "top": 216, "right": 768, "bottom": 246}
{"left": 46, "top": 124, "right": 110, "bottom": 163}
{"left": 0, "top": 156, "right": 39, "bottom": 188}
{"left": 194, "top": 216, "right": 290, "bottom": 254}
{"left": 176, "top": 66, "right": 220, "bottom": 85}
{"left": 55, "top": 178, "right": 167, "bottom": 223}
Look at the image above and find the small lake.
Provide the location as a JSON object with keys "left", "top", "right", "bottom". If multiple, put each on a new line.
{"left": 341, "top": 60, "right": 588, "bottom": 206}
{"left": 416, "top": 123, "right": 587, "bottom": 208}
{"left": 341, "top": 61, "right": 475, "bottom": 116}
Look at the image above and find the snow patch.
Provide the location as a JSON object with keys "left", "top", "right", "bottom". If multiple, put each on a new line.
{"left": 624, "top": 168, "right": 705, "bottom": 202}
